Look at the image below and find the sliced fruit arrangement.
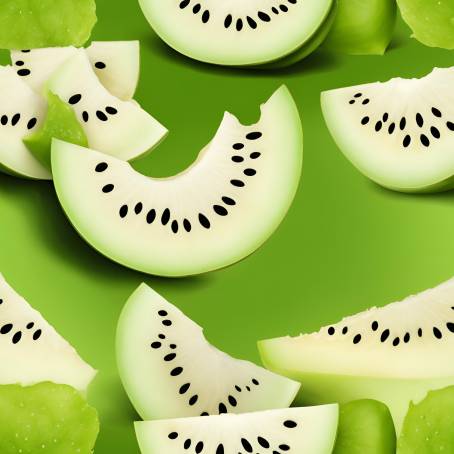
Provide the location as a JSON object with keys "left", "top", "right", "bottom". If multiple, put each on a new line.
{"left": 117, "top": 284, "right": 301, "bottom": 420}
{"left": 0, "top": 273, "right": 96, "bottom": 392}
{"left": 322, "top": 67, "right": 454, "bottom": 192}
{"left": 0, "top": 382, "right": 99, "bottom": 454}
{"left": 138, "top": 0, "right": 335, "bottom": 66}
{"left": 135, "top": 406, "right": 339, "bottom": 454}
{"left": 51, "top": 86, "right": 302, "bottom": 276}
{"left": 11, "top": 41, "right": 140, "bottom": 100}
{"left": 47, "top": 50, "right": 167, "bottom": 162}
{"left": 259, "top": 276, "right": 454, "bottom": 433}
{"left": 0, "top": 0, "right": 97, "bottom": 49}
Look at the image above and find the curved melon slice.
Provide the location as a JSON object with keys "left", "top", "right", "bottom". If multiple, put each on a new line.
{"left": 322, "top": 67, "right": 454, "bottom": 193}
{"left": 117, "top": 284, "right": 301, "bottom": 420}
{"left": 136, "top": 406, "right": 339, "bottom": 454}
{"left": 139, "top": 0, "right": 335, "bottom": 66}
{"left": 0, "top": 67, "right": 50, "bottom": 180}
{"left": 11, "top": 41, "right": 139, "bottom": 100}
{"left": 0, "top": 274, "right": 96, "bottom": 391}
{"left": 51, "top": 86, "right": 302, "bottom": 276}
{"left": 47, "top": 50, "right": 167, "bottom": 161}
{"left": 259, "top": 277, "right": 454, "bottom": 433}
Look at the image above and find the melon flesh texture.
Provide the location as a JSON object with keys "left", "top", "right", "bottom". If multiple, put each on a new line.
{"left": 0, "top": 66, "right": 50, "bottom": 180}
{"left": 135, "top": 406, "right": 339, "bottom": 454}
{"left": 47, "top": 50, "right": 167, "bottom": 161}
{"left": 117, "top": 284, "right": 301, "bottom": 421}
{"left": 11, "top": 41, "right": 140, "bottom": 100}
{"left": 259, "top": 276, "right": 454, "bottom": 433}
{"left": 0, "top": 273, "right": 96, "bottom": 392}
{"left": 322, "top": 67, "right": 454, "bottom": 192}
{"left": 51, "top": 86, "right": 302, "bottom": 277}
{"left": 139, "top": 0, "right": 335, "bottom": 66}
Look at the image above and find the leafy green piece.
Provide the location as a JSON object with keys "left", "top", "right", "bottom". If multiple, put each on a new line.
{"left": 0, "top": 0, "right": 97, "bottom": 49}
{"left": 24, "top": 92, "right": 88, "bottom": 170}
{"left": 334, "top": 399, "right": 396, "bottom": 454}
{"left": 0, "top": 382, "right": 99, "bottom": 454}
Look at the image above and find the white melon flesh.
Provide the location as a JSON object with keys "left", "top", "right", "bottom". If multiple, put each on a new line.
{"left": 322, "top": 67, "right": 454, "bottom": 192}
{"left": 51, "top": 86, "right": 302, "bottom": 277}
{"left": 0, "top": 67, "right": 50, "bottom": 180}
{"left": 11, "top": 41, "right": 139, "bottom": 99}
{"left": 259, "top": 277, "right": 454, "bottom": 433}
{"left": 136, "top": 406, "right": 339, "bottom": 454}
{"left": 139, "top": 0, "right": 334, "bottom": 66}
{"left": 47, "top": 50, "right": 167, "bottom": 161}
{"left": 0, "top": 274, "right": 96, "bottom": 391}
{"left": 117, "top": 284, "right": 301, "bottom": 421}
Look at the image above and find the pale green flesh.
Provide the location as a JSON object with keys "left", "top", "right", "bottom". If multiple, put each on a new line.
{"left": 24, "top": 92, "right": 88, "bottom": 170}
{"left": 0, "top": 382, "right": 99, "bottom": 454}
{"left": 334, "top": 400, "right": 396, "bottom": 454}
{"left": 324, "top": 0, "right": 397, "bottom": 55}
{"left": 0, "top": 0, "right": 97, "bottom": 49}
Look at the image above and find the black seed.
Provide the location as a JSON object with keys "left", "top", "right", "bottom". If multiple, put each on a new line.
{"left": 158, "top": 334, "right": 165, "bottom": 339}
{"left": 95, "top": 61, "right": 106, "bottom": 69}
{"left": 1, "top": 115, "right": 7, "bottom": 125}
{"left": 232, "top": 156, "right": 244, "bottom": 163}
{"left": 404, "top": 332, "right": 410, "bottom": 343}
{"left": 383, "top": 113, "right": 389, "bottom": 122}
{"left": 431, "top": 126, "right": 441, "bottom": 139}
{"left": 216, "top": 444, "right": 224, "bottom": 454}
{"left": 349, "top": 100, "right": 355, "bottom": 105}
{"left": 246, "top": 386, "right": 251, "bottom": 391}
{"left": 272, "top": 6, "right": 279, "bottom": 13}
{"left": 202, "top": 10, "right": 210, "bottom": 22}
{"left": 195, "top": 441, "right": 203, "bottom": 453}
{"left": 233, "top": 143, "right": 244, "bottom": 150}
{"left": 179, "top": 383, "right": 190, "bottom": 394}
{"left": 236, "top": 19, "right": 243, "bottom": 31}
{"left": 418, "top": 328, "right": 423, "bottom": 337}
{"left": 244, "top": 168, "right": 256, "bottom": 176}
{"left": 12, "top": 332, "right": 22, "bottom": 344}
{"left": 15, "top": 60, "right": 24, "bottom": 66}
{"left": 224, "top": 14, "right": 232, "bottom": 28}
{"left": 134, "top": 203, "right": 143, "bottom": 214}
{"left": 183, "top": 219, "right": 192, "bottom": 232}
{"left": 400, "top": 117, "right": 406, "bottom": 130}
{"left": 11, "top": 114, "right": 20, "bottom": 126}
{"left": 200, "top": 412, "right": 209, "bottom": 416}
{"left": 371, "top": 321, "right": 379, "bottom": 331}
{"left": 328, "top": 327, "right": 335, "bottom": 335}
{"left": 151, "top": 342, "right": 161, "bottom": 349}
{"left": 258, "top": 437, "right": 270, "bottom": 448}
{"left": 96, "top": 111, "right": 108, "bottom": 121}
{"left": 82, "top": 111, "right": 89, "bottom": 122}
{"left": 199, "top": 213, "right": 211, "bottom": 229}
{"left": 235, "top": 385, "right": 242, "bottom": 392}
{"left": 354, "top": 93, "right": 362, "bottom": 98}
{"left": 250, "top": 152, "right": 261, "bottom": 159}
{"left": 214, "top": 205, "right": 228, "bottom": 216}
{"left": 228, "top": 395, "right": 237, "bottom": 406}
{"left": 158, "top": 310, "right": 167, "bottom": 316}
{"left": 162, "top": 319, "right": 172, "bottom": 326}
{"left": 375, "top": 121, "right": 382, "bottom": 132}
{"left": 222, "top": 196, "right": 236, "bottom": 206}
{"left": 106, "top": 106, "right": 118, "bottom": 115}
{"left": 280, "top": 444, "right": 290, "bottom": 451}
{"left": 231, "top": 179, "right": 245, "bottom": 187}
{"left": 284, "top": 420, "right": 297, "bottom": 428}
{"left": 420, "top": 134, "right": 430, "bottom": 147}
{"left": 415, "top": 113, "right": 424, "bottom": 127}
{"left": 280, "top": 4, "right": 289, "bottom": 11}
{"left": 258, "top": 11, "right": 271, "bottom": 22}
{"left": 0, "top": 324, "right": 12, "bottom": 334}
{"left": 362, "top": 98, "right": 370, "bottom": 105}
{"left": 179, "top": 0, "right": 190, "bottom": 8}
{"left": 33, "top": 329, "right": 42, "bottom": 340}
{"left": 342, "top": 327, "right": 348, "bottom": 335}
{"left": 241, "top": 438, "right": 253, "bottom": 452}
{"left": 147, "top": 209, "right": 156, "bottom": 224}
{"left": 171, "top": 220, "right": 179, "bottom": 233}
{"left": 171, "top": 367, "right": 183, "bottom": 376}
{"left": 353, "top": 334, "right": 362, "bottom": 344}
{"left": 169, "top": 344, "right": 176, "bottom": 349}
{"left": 164, "top": 353, "right": 176, "bottom": 361}
{"left": 17, "top": 69, "right": 31, "bottom": 76}
{"left": 403, "top": 135, "right": 411, "bottom": 148}
{"left": 219, "top": 403, "right": 227, "bottom": 414}
{"left": 119, "top": 205, "right": 128, "bottom": 218}
{"left": 388, "top": 123, "right": 395, "bottom": 134}
{"left": 447, "top": 121, "right": 454, "bottom": 131}
{"left": 0, "top": 299, "right": 2, "bottom": 304}
{"left": 381, "top": 329, "right": 390, "bottom": 342}
{"left": 361, "top": 116, "right": 369, "bottom": 125}
{"left": 95, "top": 162, "right": 108, "bottom": 172}
{"left": 433, "top": 327, "right": 442, "bottom": 339}
{"left": 247, "top": 16, "right": 257, "bottom": 29}
{"left": 161, "top": 208, "right": 170, "bottom": 225}
{"left": 68, "top": 94, "right": 82, "bottom": 105}
{"left": 26, "top": 322, "right": 34, "bottom": 329}
{"left": 192, "top": 3, "right": 201, "bottom": 13}
{"left": 168, "top": 432, "right": 178, "bottom": 440}
{"left": 189, "top": 395, "right": 199, "bottom": 406}
{"left": 27, "top": 118, "right": 37, "bottom": 129}
{"left": 447, "top": 323, "right": 454, "bottom": 333}
{"left": 246, "top": 131, "right": 263, "bottom": 140}
{"left": 184, "top": 439, "right": 191, "bottom": 449}
{"left": 393, "top": 337, "right": 400, "bottom": 346}
{"left": 252, "top": 378, "right": 259, "bottom": 385}
{"left": 432, "top": 107, "right": 442, "bottom": 118}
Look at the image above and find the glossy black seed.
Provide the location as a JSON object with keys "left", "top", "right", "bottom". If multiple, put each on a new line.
{"left": 431, "top": 126, "right": 441, "bottom": 139}
{"left": 27, "top": 118, "right": 37, "bottom": 129}
{"left": 11, "top": 113, "right": 20, "bottom": 126}
{"left": 96, "top": 110, "right": 108, "bottom": 121}
{"left": 202, "top": 10, "right": 210, "bottom": 22}
{"left": 354, "top": 93, "right": 362, "bottom": 98}
{"left": 0, "top": 115, "right": 7, "bottom": 125}
{"left": 372, "top": 321, "right": 379, "bottom": 331}
{"left": 189, "top": 395, "right": 199, "bottom": 406}
{"left": 222, "top": 196, "right": 236, "bottom": 206}
{"left": 224, "top": 14, "right": 232, "bottom": 28}
{"left": 15, "top": 60, "right": 24, "bottom": 66}
{"left": 432, "top": 107, "right": 442, "bottom": 118}
{"left": 179, "top": 383, "right": 190, "bottom": 394}
{"left": 33, "top": 329, "right": 42, "bottom": 340}
{"left": 418, "top": 328, "right": 423, "bottom": 337}
{"left": 416, "top": 113, "right": 424, "bottom": 127}
{"left": 151, "top": 342, "right": 161, "bottom": 349}
{"left": 280, "top": 444, "right": 290, "bottom": 451}
{"left": 164, "top": 353, "right": 176, "bottom": 361}
{"left": 199, "top": 213, "right": 211, "bottom": 229}
{"left": 184, "top": 439, "right": 192, "bottom": 449}
{"left": 162, "top": 319, "right": 172, "bottom": 326}
{"left": 228, "top": 395, "right": 237, "bottom": 406}
{"left": 252, "top": 378, "right": 259, "bottom": 386}
{"left": 214, "top": 205, "right": 228, "bottom": 216}
{"left": 362, "top": 98, "right": 370, "bottom": 105}
{"left": 134, "top": 203, "right": 143, "bottom": 214}
{"left": 246, "top": 386, "right": 251, "bottom": 391}
{"left": 168, "top": 432, "right": 178, "bottom": 440}
{"left": 381, "top": 329, "right": 390, "bottom": 342}
{"left": 328, "top": 327, "right": 335, "bottom": 335}
{"left": 236, "top": 19, "right": 243, "bottom": 31}
{"left": 231, "top": 179, "right": 245, "bottom": 187}
{"left": 161, "top": 208, "right": 170, "bottom": 225}
{"left": 375, "top": 121, "right": 382, "bottom": 132}
{"left": 147, "top": 209, "right": 156, "bottom": 224}
{"left": 258, "top": 11, "right": 271, "bottom": 22}
{"left": 106, "top": 106, "right": 118, "bottom": 115}
{"left": 447, "top": 121, "right": 454, "bottom": 131}
{"left": 280, "top": 4, "right": 289, "bottom": 12}
{"left": 179, "top": 0, "right": 190, "bottom": 8}
{"left": 158, "top": 310, "right": 167, "bottom": 316}
{"left": 216, "top": 444, "right": 224, "bottom": 454}
{"left": 400, "top": 117, "right": 406, "bottom": 130}
{"left": 241, "top": 438, "right": 253, "bottom": 452}
{"left": 403, "top": 135, "right": 411, "bottom": 148}
{"left": 235, "top": 385, "right": 242, "bottom": 392}
{"left": 250, "top": 152, "right": 261, "bottom": 159}
{"left": 169, "top": 344, "right": 176, "bottom": 349}
{"left": 82, "top": 111, "right": 89, "bottom": 122}
{"left": 17, "top": 69, "right": 31, "bottom": 76}
{"left": 342, "top": 327, "right": 348, "bottom": 335}
{"left": 232, "top": 155, "right": 244, "bottom": 163}
{"left": 353, "top": 334, "right": 362, "bottom": 344}
{"left": 420, "top": 134, "right": 430, "bottom": 147}
{"left": 171, "top": 367, "right": 183, "bottom": 376}
{"left": 12, "top": 332, "right": 22, "bottom": 344}
{"left": 69, "top": 94, "right": 82, "bottom": 105}
{"left": 0, "top": 324, "right": 12, "bottom": 334}
{"left": 349, "top": 100, "right": 355, "bottom": 105}
{"left": 393, "top": 337, "right": 400, "bottom": 347}
{"left": 233, "top": 143, "right": 244, "bottom": 150}
{"left": 388, "top": 123, "right": 396, "bottom": 134}
{"left": 95, "top": 61, "right": 106, "bottom": 69}
{"left": 284, "top": 420, "right": 297, "bottom": 428}
{"left": 171, "top": 220, "right": 179, "bottom": 233}
{"left": 219, "top": 403, "right": 227, "bottom": 414}
{"left": 272, "top": 6, "right": 279, "bottom": 13}
{"left": 200, "top": 412, "right": 209, "bottom": 416}
{"left": 246, "top": 131, "right": 263, "bottom": 140}
{"left": 361, "top": 116, "right": 369, "bottom": 125}
{"left": 244, "top": 168, "right": 256, "bottom": 176}
{"left": 195, "top": 441, "right": 203, "bottom": 453}
{"left": 26, "top": 322, "right": 34, "bottom": 329}
{"left": 183, "top": 219, "right": 192, "bottom": 232}
{"left": 404, "top": 332, "right": 410, "bottom": 343}
{"left": 288, "top": 0, "right": 297, "bottom": 4}
{"left": 119, "top": 205, "right": 128, "bottom": 218}
{"left": 383, "top": 113, "right": 389, "bottom": 122}
{"left": 95, "top": 162, "right": 108, "bottom": 172}
{"left": 447, "top": 323, "right": 454, "bottom": 333}
{"left": 247, "top": 16, "right": 257, "bottom": 29}
{"left": 258, "top": 437, "right": 270, "bottom": 448}
{"left": 433, "top": 327, "right": 442, "bottom": 339}
{"left": 158, "top": 334, "right": 165, "bottom": 339}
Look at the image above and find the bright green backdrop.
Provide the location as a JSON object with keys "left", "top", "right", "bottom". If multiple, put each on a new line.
{"left": 0, "top": 2, "right": 454, "bottom": 452}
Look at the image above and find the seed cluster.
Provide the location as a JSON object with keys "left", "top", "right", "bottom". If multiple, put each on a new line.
{"left": 95, "top": 131, "right": 263, "bottom": 234}
{"left": 67, "top": 93, "right": 118, "bottom": 124}
{"left": 0, "top": 113, "right": 37, "bottom": 130}
{"left": 178, "top": 0, "right": 298, "bottom": 30}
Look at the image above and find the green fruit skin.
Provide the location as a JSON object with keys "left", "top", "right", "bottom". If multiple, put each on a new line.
{"left": 0, "top": 0, "right": 97, "bottom": 49}
{"left": 398, "top": 386, "right": 454, "bottom": 454}
{"left": 334, "top": 400, "right": 396, "bottom": 454}
{"left": 324, "top": 0, "right": 397, "bottom": 55}
{"left": 24, "top": 92, "right": 88, "bottom": 171}
{"left": 397, "top": 0, "right": 454, "bottom": 49}
{"left": 0, "top": 382, "right": 99, "bottom": 454}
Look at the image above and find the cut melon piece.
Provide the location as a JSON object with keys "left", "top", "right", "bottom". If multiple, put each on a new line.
{"left": 51, "top": 86, "right": 302, "bottom": 276}
{"left": 117, "top": 284, "right": 301, "bottom": 420}
{"left": 0, "top": 273, "right": 96, "bottom": 392}
{"left": 259, "top": 276, "right": 454, "bottom": 433}
{"left": 11, "top": 41, "right": 139, "bottom": 100}
{"left": 322, "top": 67, "right": 454, "bottom": 193}
{"left": 136, "top": 406, "right": 338, "bottom": 454}
{"left": 139, "top": 0, "right": 335, "bottom": 66}
{"left": 47, "top": 50, "right": 167, "bottom": 161}
{"left": 0, "top": 66, "right": 50, "bottom": 180}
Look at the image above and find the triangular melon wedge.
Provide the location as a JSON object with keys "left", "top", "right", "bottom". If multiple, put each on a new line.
{"left": 117, "top": 284, "right": 301, "bottom": 420}
{"left": 136, "top": 406, "right": 339, "bottom": 454}
{"left": 0, "top": 274, "right": 96, "bottom": 391}
{"left": 259, "top": 277, "right": 454, "bottom": 433}
{"left": 51, "top": 86, "right": 302, "bottom": 276}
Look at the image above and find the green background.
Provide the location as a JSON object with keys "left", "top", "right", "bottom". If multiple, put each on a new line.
{"left": 1, "top": 2, "right": 454, "bottom": 452}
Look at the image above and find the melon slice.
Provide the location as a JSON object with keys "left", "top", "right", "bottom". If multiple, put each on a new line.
{"left": 117, "top": 284, "right": 301, "bottom": 421}
{"left": 136, "top": 407, "right": 337, "bottom": 454}
{"left": 11, "top": 41, "right": 140, "bottom": 100}
{"left": 259, "top": 277, "right": 454, "bottom": 433}
{"left": 322, "top": 67, "right": 454, "bottom": 193}
{"left": 0, "top": 66, "right": 50, "bottom": 180}
{"left": 47, "top": 50, "right": 167, "bottom": 161}
{"left": 51, "top": 86, "right": 302, "bottom": 276}
{"left": 139, "top": 0, "right": 335, "bottom": 66}
{"left": 0, "top": 273, "right": 96, "bottom": 392}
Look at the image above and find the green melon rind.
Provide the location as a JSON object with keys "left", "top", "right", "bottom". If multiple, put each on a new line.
{"left": 24, "top": 92, "right": 88, "bottom": 170}
{"left": 0, "top": 0, "right": 97, "bottom": 49}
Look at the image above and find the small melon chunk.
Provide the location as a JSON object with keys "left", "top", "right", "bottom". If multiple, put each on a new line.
{"left": 398, "top": 386, "right": 454, "bottom": 453}
{"left": 0, "top": 0, "right": 96, "bottom": 49}
{"left": 0, "top": 382, "right": 99, "bottom": 454}
{"left": 334, "top": 400, "right": 396, "bottom": 454}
